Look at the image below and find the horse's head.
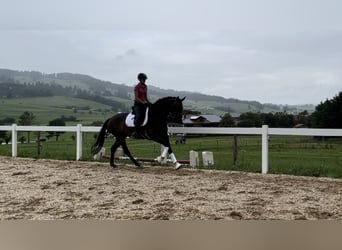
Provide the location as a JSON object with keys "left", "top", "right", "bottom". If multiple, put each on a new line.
{"left": 153, "top": 96, "right": 185, "bottom": 124}
{"left": 167, "top": 96, "right": 185, "bottom": 124}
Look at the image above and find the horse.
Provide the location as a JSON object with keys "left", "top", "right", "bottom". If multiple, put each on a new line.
{"left": 91, "top": 96, "right": 185, "bottom": 169}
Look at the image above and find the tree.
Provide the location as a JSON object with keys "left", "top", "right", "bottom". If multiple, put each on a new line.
{"left": 90, "top": 120, "right": 105, "bottom": 126}
{"left": 17, "top": 111, "right": 36, "bottom": 143}
{"left": 237, "top": 112, "right": 296, "bottom": 128}
{"left": 0, "top": 132, "right": 11, "bottom": 144}
{"left": 19, "top": 136, "right": 26, "bottom": 144}
{"left": 219, "top": 113, "right": 235, "bottom": 127}
{"left": 263, "top": 113, "right": 277, "bottom": 127}
{"left": 311, "top": 92, "right": 342, "bottom": 128}
{"left": 295, "top": 110, "right": 310, "bottom": 127}
{"left": 239, "top": 112, "right": 262, "bottom": 127}
{"left": 0, "top": 117, "right": 15, "bottom": 125}
{"left": 18, "top": 111, "right": 35, "bottom": 125}
{"left": 273, "top": 112, "right": 295, "bottom": 127}
{"left": 0, "top": 131, "right": 6, "bottom": 141}
{"left": 47, "top": 118, "right": 66, "bottom": 141}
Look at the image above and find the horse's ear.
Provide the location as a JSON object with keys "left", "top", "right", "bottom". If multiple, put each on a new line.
{"left": 181, "top": 97, "right": 186, "bottom": 101}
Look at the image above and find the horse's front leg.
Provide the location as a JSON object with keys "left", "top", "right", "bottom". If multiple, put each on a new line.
{"left": 155, "top": 139, "right": 183, "bottom": 170}
{"left": 167, "top": 146, "right": 183, "bottom": 170}
{"left": 149, "top": 130, "right": 183, "bottom": 170}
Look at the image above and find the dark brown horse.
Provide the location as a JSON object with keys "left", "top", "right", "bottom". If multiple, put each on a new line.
{"left": 91, "top": 96, "right": 185, "bottom": 169}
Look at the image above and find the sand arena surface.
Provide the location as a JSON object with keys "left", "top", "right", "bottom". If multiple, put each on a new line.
{"left": 1, "top": 156, "right": 342, "bottom": 220}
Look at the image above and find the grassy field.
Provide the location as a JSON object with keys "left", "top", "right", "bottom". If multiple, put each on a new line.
{"left": 0, "top": 96, "right": 268, "bottom": 125}
{"left": 185, "top": 100, "right": 278, "bottom": 115}
{"left": 0, "top": 96, "right": 118, "bottom": 125}
{"left": 1, "top": 133, "right": 341, "bottom": 178}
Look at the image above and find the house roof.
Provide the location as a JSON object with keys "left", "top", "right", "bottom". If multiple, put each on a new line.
{"left": 199, "top": 115, "right": 221, "bottom": 123}
{"left": 183, "top": 114, "right": 221, "bottom": 124}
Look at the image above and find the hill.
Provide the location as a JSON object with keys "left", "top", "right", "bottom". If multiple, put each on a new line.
{"left": 0, "top": 68, "right": 315, "bottom": 125}
{"left": 0, "top": 96, "right": 113, "bottom": 125}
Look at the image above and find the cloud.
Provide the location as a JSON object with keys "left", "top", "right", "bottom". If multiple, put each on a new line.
{"left": 1, "top": 0, "right": 342, "bottom": 105}
{"left": 2, "top": 0, "right": 341, "bottom": 31}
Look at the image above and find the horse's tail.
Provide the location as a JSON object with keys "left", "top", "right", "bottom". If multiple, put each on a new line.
{"left": 91, "top": 118, "right": 110, "bottom": 155}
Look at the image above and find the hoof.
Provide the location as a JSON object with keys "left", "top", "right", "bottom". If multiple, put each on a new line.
{"left": 156, "top": 156, "right": 167, "bottom": 164}
{"left": 110, "top": 163, "right": 118, "bottom": 168}
{"left": 136, "top": 165, "right": 144, "bottom": 169}
{"left": 175, "top": 162, "right": 183, "bottom": 170}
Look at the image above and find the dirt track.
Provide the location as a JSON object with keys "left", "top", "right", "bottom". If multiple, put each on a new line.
{"left": 1, "top": 156, "right": 342, "bottom": 220}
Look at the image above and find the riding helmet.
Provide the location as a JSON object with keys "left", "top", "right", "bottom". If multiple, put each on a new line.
{"left": 137, "top": 73, "right": 148, "bottom": 80}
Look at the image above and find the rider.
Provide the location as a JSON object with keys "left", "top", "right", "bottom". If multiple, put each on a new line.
{"left": 132, "top": 73, "right": 150, "bottom": 138}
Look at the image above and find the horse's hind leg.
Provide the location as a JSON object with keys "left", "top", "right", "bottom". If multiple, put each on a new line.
{"left": 121, "top": 140, "right": 141, "bottom": 168}
{"left": 110, "top": 140, "right": 121, "bottom": 168}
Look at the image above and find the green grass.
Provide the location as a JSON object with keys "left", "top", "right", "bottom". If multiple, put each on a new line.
{"left": 268, "top": 136, "right": 342, "bottom": 178}
{"left": 1, "top": 133, "right": 341, "bottom": 178}
{"left": 180, "top": 100, "right": 281, "bottom": 116}
{"left": 0, "top": 96, "right": 116, "bottom": 125}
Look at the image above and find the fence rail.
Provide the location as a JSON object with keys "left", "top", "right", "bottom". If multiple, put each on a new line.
{"left": 1, "top": 124, "right": 342, "bottom": 174}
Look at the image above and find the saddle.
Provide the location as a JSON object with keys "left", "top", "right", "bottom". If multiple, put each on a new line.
{"left": 125, "top": 108, "right": 149, "bottom": 127}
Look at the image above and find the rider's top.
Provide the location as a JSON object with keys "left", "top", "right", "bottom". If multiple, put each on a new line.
{"left": 134, "top": 82, "right": 148, "bottom": 104}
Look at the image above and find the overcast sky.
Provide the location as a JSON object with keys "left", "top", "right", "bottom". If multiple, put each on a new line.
{"left": 1, "top": 0, "right": 341, "bottom": 105}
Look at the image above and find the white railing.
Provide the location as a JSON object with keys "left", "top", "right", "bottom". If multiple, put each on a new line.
{"left": 1, "top": 124, "right": 342, "bottom": 174}
{"left": 0, "top": 124, "right": 100, "bottom": 162}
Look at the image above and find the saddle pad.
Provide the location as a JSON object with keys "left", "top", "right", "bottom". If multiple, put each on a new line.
{"left": 125, "top": 108, "right": 149, "bottom": 127}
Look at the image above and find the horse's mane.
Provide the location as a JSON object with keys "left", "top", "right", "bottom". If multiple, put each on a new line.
{"left": 153, "top": 96, "right": 177, "bottom": 105}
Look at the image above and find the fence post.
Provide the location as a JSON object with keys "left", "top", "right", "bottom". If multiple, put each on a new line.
{"left": 261, "top": 125, "right": 269, "bottom": 174}
{"left": 233, "top": 135, "right": 238, "bottom": 167}
{"left": 12, "top": 124, "right": 17, "bottom": 157}
{"left": 76, "top": 124, "right": 82, "bottom": 160}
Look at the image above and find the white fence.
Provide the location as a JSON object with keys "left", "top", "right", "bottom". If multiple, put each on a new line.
{"left": 1, "top": 124, "right": 342, "bottom": 174}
